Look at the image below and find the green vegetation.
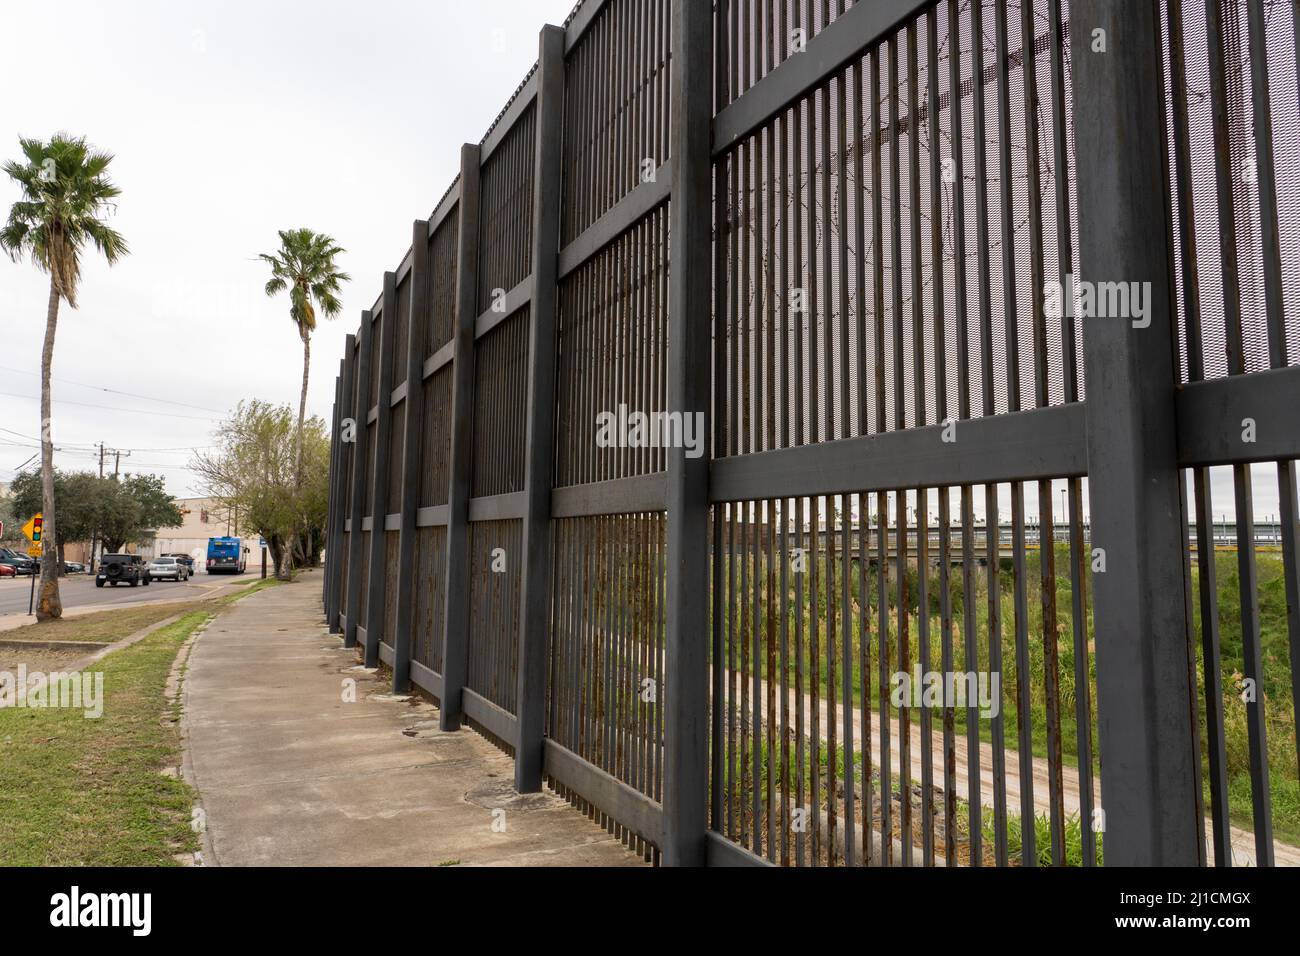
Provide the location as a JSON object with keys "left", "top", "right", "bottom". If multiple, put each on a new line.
{"left": 709, "top": 540, "right": 1299, "bottom": 850}
{"left": 7, "top": 468, "right": 182, "bottom": 559}
{"left": 0, "top": 612, "right": 207, "bottom": 865}
{"left": 0, "top": 601, "right": 202, "bottom": 644}
{"left": 190, "top": 401, "right": 330, "bottom": 581}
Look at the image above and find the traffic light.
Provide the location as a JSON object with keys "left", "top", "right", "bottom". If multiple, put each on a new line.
{"left": 31, "top": 514, "right": 42, "bottom": 543}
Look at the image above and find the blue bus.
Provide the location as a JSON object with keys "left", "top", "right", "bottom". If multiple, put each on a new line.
{"left": 206, "top": 536, "right": 248, "bottom": 574}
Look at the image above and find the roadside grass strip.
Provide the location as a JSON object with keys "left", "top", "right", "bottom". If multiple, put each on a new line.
{"left": 0, "top": 612, "right": 210, "bottom": 865}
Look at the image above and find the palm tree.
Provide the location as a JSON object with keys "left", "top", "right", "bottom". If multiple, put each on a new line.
{"left": 1, "top": 134, "right": 127, "bottom": 621}
{"left": 259, "top": 229, "right": 349, "bottom": 488}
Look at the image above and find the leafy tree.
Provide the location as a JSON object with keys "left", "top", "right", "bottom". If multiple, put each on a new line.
{"left": 259, "top": 229, "right": 348, "bottom": 488}
{"left": 8, "top": 469, "right": 181, "bottom": 561}
{"left": 189, "top": 400, "right": 329, "bottom": 579}
{"left": 0, "top": 493, "right": 18, "bottom": 548}
{"left": 1, "top": 134, "right": 128, "bottom": 620}
{"left": 100, "top": 474, "right": 182, "bottom": 553}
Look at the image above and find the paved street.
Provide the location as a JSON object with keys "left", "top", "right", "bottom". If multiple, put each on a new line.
{"left": 0, "top": 570, "right": 258, "bottom": 619}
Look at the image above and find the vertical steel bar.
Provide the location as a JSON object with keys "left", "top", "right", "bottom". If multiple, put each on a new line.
{"left": 392, "top": 222, "right": 432, "bottom": 691}
{"left": 326, "top": 365, "right": 345, "bottom": 630}
{"left": 364, "top": 276, "right": 397, "bottom": 669}
{"left": 440, "top": 144, "right": 483, "bottom": 731}
{"left": 345, "top": 324, "right": 371, "bottom": 650}
{"left": 1072, "top": 0, "right": 1201, "bottom": 866}
{"left": 516, "top": 25, "right": 565, "bottom": 791}
{"left": 662, "top": 0, "right": 712, "bottom": 867}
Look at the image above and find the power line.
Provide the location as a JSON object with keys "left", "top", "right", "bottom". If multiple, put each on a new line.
{"left": 0, "top": 390, "right": 222, "bottom": 421}
{"left": 0, "top": 364, "right": 228, "bottom": 414}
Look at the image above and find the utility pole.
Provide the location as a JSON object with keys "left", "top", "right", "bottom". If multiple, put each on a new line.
{"left": 89, "top": 443, "right": 105, "bottom": 573}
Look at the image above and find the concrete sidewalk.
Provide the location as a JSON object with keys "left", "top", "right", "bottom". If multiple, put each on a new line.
{"left": 183, "top": 579, "right": 641, "bottom": 867}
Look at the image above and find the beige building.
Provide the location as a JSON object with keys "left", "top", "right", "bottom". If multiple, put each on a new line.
{"left": 144, "top": 496, "right": 261, "bottom": 563}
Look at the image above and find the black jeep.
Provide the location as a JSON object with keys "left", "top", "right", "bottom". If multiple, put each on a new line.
{"left": 96, "top": 553, "right": 152, "bottom": 588}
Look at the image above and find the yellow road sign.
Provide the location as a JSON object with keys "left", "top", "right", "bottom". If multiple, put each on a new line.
{"left": 27, "top": 545, "right": 41, "bottom": 557}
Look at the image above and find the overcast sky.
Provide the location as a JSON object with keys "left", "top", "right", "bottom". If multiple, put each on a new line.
{"left": 0, "top": 0, "right": 577, "bottom": 496}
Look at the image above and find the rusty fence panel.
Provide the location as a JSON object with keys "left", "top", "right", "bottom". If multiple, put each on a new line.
{"left": 321, "top": 0, "right": 1300, "bottom": 868}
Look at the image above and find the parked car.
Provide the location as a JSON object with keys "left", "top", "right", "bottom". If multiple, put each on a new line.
{"left": 96, "top": 553, "right": 151, "bottom": 588}
{"left": 0, "top": 548, "right": 37, "bottom": 575}
{"left": 162, "top": 552, "right": 195, "bottom": 575}
{"left": 147, "top": 556, "right": 189, "bottom": 582}
{"left": 62, "top": 561, "right": 86, "bottom": 575}
{"left": 0, "top": 562, "right": 15, "bottom": 577}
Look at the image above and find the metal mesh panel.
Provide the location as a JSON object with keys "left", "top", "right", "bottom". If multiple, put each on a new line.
{"left": 392, "top": 272, "right": 411, "bottom": 384}
{"left": 427, "top": 209, "right": 460, "bottom": 357}
{"left": 414, "top": 526, "right": 448, "bottom": 675}
{"left": 714, "top": 0, "right": 864, "bottom": 111}
{"left": 419, "top": 366, "right": 453, "bottom": 509}
{"left": 478, "top": 104, "right": 537, "bottom": 314}
{"left": 546, "top": 513, "right": 666, "bottom": 845}
{"left": 561, "top": 0, "right": 672, "bottom": 245}
{"left": 382, "top": 531, "right": 400, "bottom": 650}
{"left": 387, "top": 403, "right": 404, "bottom": 515}
{"left": 555, "top": 204, "right": 670, "bottom": 486}
{"left": 358, "top": 530, "right": 371, "bottom": 629}
{"left": 339, "top": 530, "right": 350, "bottom": 605}
{"left": 369, "top": 313, "right": 382, "bottom": 407}
{"left": 467, "top": 519, "right": 523, "bottom": 714}
{"left": 472, "top": 308, "right": 530, "bottom": 498}
{"left": 1162, "top": 0, "right": 1300, "bottom": 383}
{"left": 713, "top": 0, "right": 1080, "bottom": 460}
{"left": 364, "top": 421, "right": 376, "bottom": 510}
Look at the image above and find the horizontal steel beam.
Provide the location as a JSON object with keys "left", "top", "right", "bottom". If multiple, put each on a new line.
{"left": 712, "top": 0, "right": 935, "bottom": 158}
{"left": 462, "top": 688, "right": 518, "bottom": 746}
{"left": 542, "top": 740, "right": 664, "bottom": 846}
{"left": 378, "top": 642, "right": 394, "bottom": 667}
{"left": 474, "top": 275, "right": 535, "bottom": 340}
{"left": 366, "top": 405, "right": 378, "bottom": 425}
{"left": 557, "top": 166, "right": 671, "bottom": 280}
{"left": 710, "top": 403, "right": 1087, "bottom": 501}
{"left": 343, "top": 520, "right": 351, "bottom": 533}
{"left": 390, "top": 381, "right": 407, "bottom": 407}
{"left": 410, "top": 660, "right": 444, "bottom": 700}
{"left": 415, "top": 505, "right": 450, "bottom": 528}
{"left": 705, "top": 831, "right": 776, "bottom": 867}
{"left": 361, "top": 517, "right": 374, "bottom": 532}
{"left": 1176, "top": 365, "right": 1300, "bottom": 466}
{"left": 383, "top": 514, "right": 400, "bottom": 532}
{"left": 422, "top": 340, "right": 455, "bottom": 380}
{"left": 563, "top": 0, "right": 610, "bottom": 53}
{"left": 468, "top": 491, "right": 527, "bottom": 523}
{"left": 551, "top": 473, "right": 668, "bottom": 517}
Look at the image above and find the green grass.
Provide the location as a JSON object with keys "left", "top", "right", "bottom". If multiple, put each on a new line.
{"left": 0, "top": 612, "right": 210, "bottom": 865}
{"left": 702, "top": 543, "right": 1299, "bottom": 850}
{"left": 1, "top": 601, "right": 205, "bottom": 644}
